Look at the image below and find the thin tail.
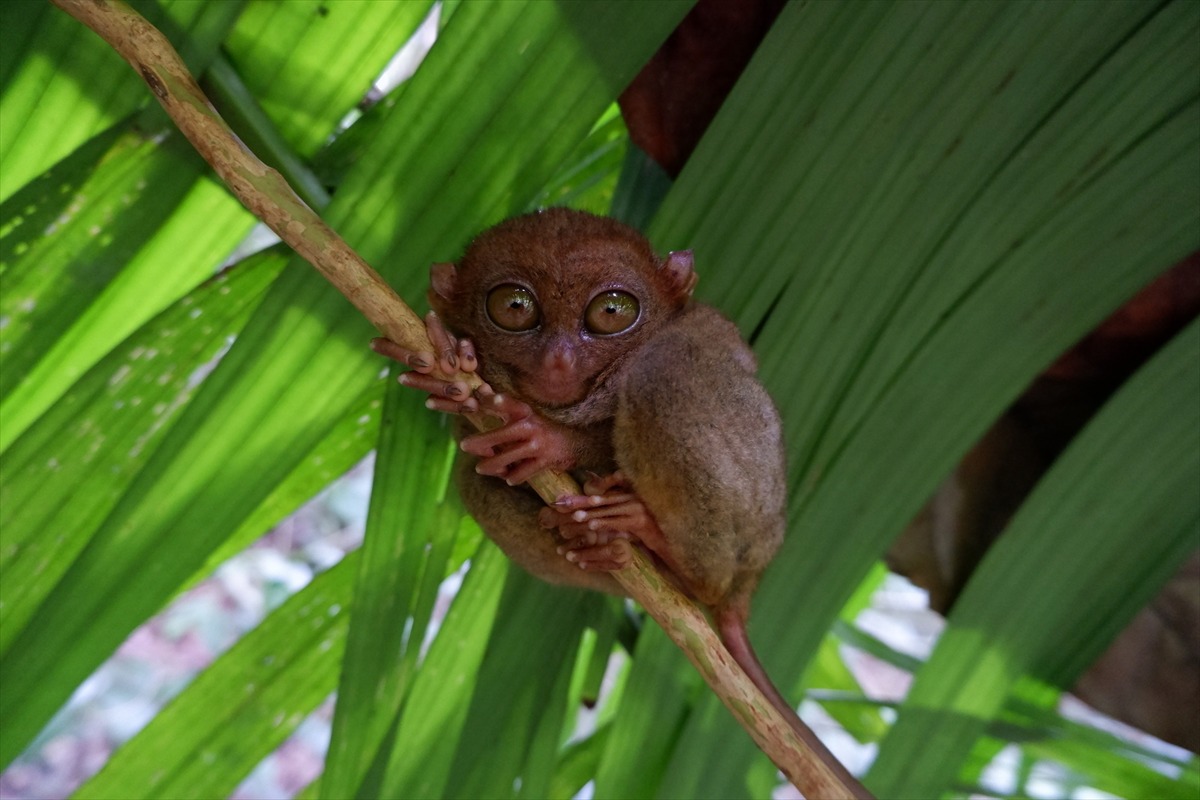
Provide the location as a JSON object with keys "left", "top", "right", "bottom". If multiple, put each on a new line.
{"left": 716, "top": 607, "right": 874, "bottom": 800}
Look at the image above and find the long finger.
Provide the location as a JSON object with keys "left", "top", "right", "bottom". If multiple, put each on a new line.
{"left": 473, "top": 449, "right": 543, "bottom": 484}
{"left": 570, "top": 500, "right": 645, "bottom": 520}
{"left": 460, "top": 424, "right": 530, "bottom": 455}
{"left": 503, "top": 458, "right": 550, "bottom": 487}
{"left": 538, "top": 506, "right": 566, "bottom": 529}
{"left": 582, "top": 471, "right": 629, "bottom": 496}
{"left": 425, "top": 311, "right": 459, "bottom": 373}
{"left": 554, "top": 492, "right": 637, "bottom": 511}
{"left": 473, "top": 456, "right": 519, "bottom": 480}
{"left": 558, "top": 528, "right": 631, "bottom": 547}
{"left": 561, "top": 540, "right": 632, "bottom": 571}
{"left": 457, "top": 339, "right": 478, "bottom": 374}
{"left": 398, "top": 372, "right": 470, "bottom": 399}
{"left": 470, "top": 437, "right": 541, "bottom": 468}
{"left": 425, "top": 396, "right": 480, "bottom": 415}
{"left": 476, "top": 391, "right": 532, "bottom": 423}
{"left": 537, "top": 508, "right": 595, "bottom": 540}
{"left": 554, "top": 521, "right": 598, "bottom": 541}
{"left": 370, "top": 338, "right": 435, "bottom": 373}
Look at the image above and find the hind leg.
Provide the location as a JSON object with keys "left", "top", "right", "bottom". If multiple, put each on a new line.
{"left": 456, "top": 459, "right": 622, "bottom": 595}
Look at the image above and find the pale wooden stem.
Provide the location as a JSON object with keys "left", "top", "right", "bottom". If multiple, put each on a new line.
{"left": 49, "top": 1, "right": 861, "bottom": 796}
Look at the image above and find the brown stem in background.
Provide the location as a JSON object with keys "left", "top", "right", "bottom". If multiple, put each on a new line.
{"left": 48, "top": 1, "right": 861, "bottom": 795}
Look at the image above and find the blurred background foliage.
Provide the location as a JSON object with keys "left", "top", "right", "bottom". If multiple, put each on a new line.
{"left": 1, "top": 1, "right": 1197, "bottom": 798}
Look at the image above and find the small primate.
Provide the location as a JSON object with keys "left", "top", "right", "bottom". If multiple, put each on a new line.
{"left": 373, "top": 208, "right": 868, "bottom": 798}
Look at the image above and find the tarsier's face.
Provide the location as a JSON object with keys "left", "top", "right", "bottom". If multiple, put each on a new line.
{"left": 480, "top": 277, "right": 643, "bottom": 406}
{"left": 430, "top": 208, "right": 694, "bottom": 411}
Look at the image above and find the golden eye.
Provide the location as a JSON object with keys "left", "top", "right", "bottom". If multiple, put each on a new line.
{"left": 584, "top": 290, "right": 639, "bottom": 335}
{"left": 486, "top": 284, "right": 540, "bottom": 331}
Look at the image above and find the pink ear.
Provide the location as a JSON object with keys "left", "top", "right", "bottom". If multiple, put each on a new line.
{"left": 430, "top": 262, "right": 458, "bottom": 300}
{"left": 661, "top": 250, "right": 698, "bottom": 300}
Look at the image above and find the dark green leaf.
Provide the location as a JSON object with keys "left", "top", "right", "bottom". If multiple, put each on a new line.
{"left": 868, "top": 320, "right": 1200, "bottom": 797}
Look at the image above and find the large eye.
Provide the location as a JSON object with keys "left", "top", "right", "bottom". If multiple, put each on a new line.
{"left": 486, "top": 284, "right": 540, "bottom": 331}
{"left": 584, "top": 290, "right": 639, "bottom": 335}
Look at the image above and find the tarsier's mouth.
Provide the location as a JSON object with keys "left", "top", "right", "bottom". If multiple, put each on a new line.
{"left": 518, "top": 382, "right": 587, "bottom": 410}
{"left": 513, "top": 371, "right": 592, "bottom": 410}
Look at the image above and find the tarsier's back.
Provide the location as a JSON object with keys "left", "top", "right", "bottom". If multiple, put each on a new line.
{"left": 612, "top": 303, "right": 787, "bottom": 612}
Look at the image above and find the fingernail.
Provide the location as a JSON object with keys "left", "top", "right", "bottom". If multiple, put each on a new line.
{"left": 445, "top": 385, "right": 463, "bottom": 398}
{"left": 447, "top": 354, "right": 459, "bottom": 369}
{"left": 573, "top": 511, "right": 587, "bottom": 522}
{"left": 411, "top": 356, "right": 430, "bottom": 369}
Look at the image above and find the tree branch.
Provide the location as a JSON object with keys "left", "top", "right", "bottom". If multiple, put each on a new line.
{"left": 49, "top": 1, "right": 859, "bottom": 795}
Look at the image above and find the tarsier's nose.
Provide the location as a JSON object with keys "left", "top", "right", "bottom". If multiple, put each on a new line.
{"left": 542, "top": 339, "right": 577, "bottom": 373}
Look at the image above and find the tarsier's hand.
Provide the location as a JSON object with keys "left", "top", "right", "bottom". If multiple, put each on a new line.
{"left": 540, "top": 472, "right": 668, "bottom": 572}
{"left": 371, "top": 311, "right": 480, "bottom": 413}
{"left": 458, "top": 390, "right": 580, "bottom": 486}
{"left": 372, "top": 312, "right": 577, "bottom": 486}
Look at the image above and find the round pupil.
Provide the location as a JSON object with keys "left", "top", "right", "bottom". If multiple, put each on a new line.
{"left": 585, "top": 291, "right": 639, "bottom": 335}
{"left": 486, "top": 285, "right": 539, "bottom": 331}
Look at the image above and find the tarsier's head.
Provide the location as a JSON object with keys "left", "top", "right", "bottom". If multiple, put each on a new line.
{"left": 429, "top": 208, "right": 697, "bottom": 411}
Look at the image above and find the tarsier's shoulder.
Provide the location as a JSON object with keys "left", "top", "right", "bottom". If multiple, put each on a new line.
{"left": 615, "top": 302, "right": 775, "bottom": 433}
{"left": 639, "top": 302, "right": 758, "bottom": 375}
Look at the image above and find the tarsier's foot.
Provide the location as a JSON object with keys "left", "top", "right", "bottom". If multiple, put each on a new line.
{"left": 371, "top": 311, "right": 481, "bottom": 414}
{"left": 541, "top": 472, "right": 671, "bottom": 572}
{"left": 557, "top": 537, "right": 634, "bottom": 571}
{"left": 463, "top": 390, "right": 578, "bottom": 485}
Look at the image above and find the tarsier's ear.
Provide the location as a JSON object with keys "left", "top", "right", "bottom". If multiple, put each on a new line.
{"left": 428, "top": 261, "right": 459, "bottom": 313}
{"left": 659, "top": 250, "right": 698, "bottom": 303}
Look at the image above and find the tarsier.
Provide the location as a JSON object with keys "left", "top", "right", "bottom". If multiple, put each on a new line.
{"left": 373, "top": 208, "right": 868, "bottom": 798}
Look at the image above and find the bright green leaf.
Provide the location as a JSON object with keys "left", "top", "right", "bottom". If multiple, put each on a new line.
{"left": 73, "top": 551, "right": 358, "bottom": 800}
{"left": 0, "top": 125, "right": 255, "bottom": 449}
{"left": 0, "top": 250, "right": 282, "bottom": 662}
{"left": 0, "top": 0, "right": 243, "bottom": 203}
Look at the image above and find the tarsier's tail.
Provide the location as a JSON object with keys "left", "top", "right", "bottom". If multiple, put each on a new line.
{"left": 716, "top": 606, "right": 875, "bottom": 800}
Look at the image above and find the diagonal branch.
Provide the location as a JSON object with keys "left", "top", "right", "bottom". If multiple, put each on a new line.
{"left": 48, "top": 1, "right": 859, "bottom": 795}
